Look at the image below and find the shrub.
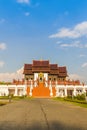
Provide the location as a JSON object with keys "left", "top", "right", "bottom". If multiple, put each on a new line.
{"left": 86, "top": 92, "right": 87, "bottom": 96}
{"left": 67, "top": 95, "right": 72, "bottom": 99}
{"left": 74, "top": 94, "right": 85, "bottom": 101}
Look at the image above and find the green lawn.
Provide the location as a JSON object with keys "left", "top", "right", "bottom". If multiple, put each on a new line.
{"left": 54, "top": 97, "right": 87, "bottom": 108}
{"left": 0, "top": 96, "right": 9, "bottom": 99}
{"left": 0, "top": 96, "right": 33, "bottom": 101}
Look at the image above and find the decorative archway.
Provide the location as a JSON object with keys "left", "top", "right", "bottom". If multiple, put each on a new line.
{"left": 38, "top": 72, "right": 44, "bottom": 82}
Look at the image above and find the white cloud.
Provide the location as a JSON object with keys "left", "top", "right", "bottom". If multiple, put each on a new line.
{"left": 56, "top": 41, "right": 62, "bottom": 44}
{"left": 67, "top": 73, "right": 83, "bottom": 82}
{"left": 0, "top": 43, "right": 6, "bottom": 50}
{"left": 24, "top": 12, "right": 30, "bottom": 16}
{"left": 0, "top": 61, "right": 4, "bottom": 68}
{"left": 17, "top": 0, "right": 30, "bottom": 4}
{"left": 79, "top": 54, "right": 86, "bottom": 58}
{"left": 49, "top": 21, "right": 87, "bottom": 39}
{"left": 67, "top": 73, "right": 87, "bottom": 84}
{"left": 17, "top": 67, "right": 24, "bottom": 74}
{"left": 0, "top": 67, "right": 24, "bottom": 82}
{"left": 84, "top": 44, "right": 87, "bottom": 48}
{"left": 82, "top": 63, "right": 87, "bottom": 68}
{"left": 59, "top": 41, "right": 87, "bottom": 48}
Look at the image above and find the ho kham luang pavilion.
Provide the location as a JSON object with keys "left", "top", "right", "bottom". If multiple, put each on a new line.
{"left": 0, "top": 60, "right": 87, "bottom": 97}
{"left": 23, "top": 60, "right": 67, "bottom": 82}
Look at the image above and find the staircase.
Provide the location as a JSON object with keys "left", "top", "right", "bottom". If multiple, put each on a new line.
{"left": 32, "top": 82, "right": 50, "bottom": 97}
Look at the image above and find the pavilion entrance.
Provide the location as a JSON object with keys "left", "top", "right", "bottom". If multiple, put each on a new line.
{"left": 38, "top": 72, "right": 44, "bottom": 82}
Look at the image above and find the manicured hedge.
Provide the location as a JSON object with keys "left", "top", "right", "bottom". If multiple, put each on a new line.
{"left": 67, "top": 94, "right": 86, "bottom": 100}
{"left": 0, "top": 96, "right": 9, "bottom": 99}
{"left": 64, "top": 98, "right": 87, "bottom": 104}
{"left": 55, "top": 94, "right": 87, "bottom": 105}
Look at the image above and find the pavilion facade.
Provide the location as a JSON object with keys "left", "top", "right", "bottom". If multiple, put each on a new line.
{"left": 0, "top": 60, "right": 87, "bottom": 97}
{"left": 23, "top": 60, "right": 67, "bottom": 82}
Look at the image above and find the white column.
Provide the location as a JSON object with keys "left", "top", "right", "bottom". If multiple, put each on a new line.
{"left": 23, "top": 85, "right": 26, "bottom": 95}
{"left": 34, "top": 73, "right": 38, "bottom": 81}
{"left": 49, "top": 81, "right": 53, "bottom": 97}
{"left": 34, "top": 80, "right": 37, "bottom": 87}
{"left": 64, "top": 88, "right": 67, "bottom": 97}
{"left": 44, "top": 73, "right": 48, "bottom": 87}
{"left": 31, "top": 80, "right": 33, "bottom": 89}
{"left": 44, "top": 80, "right": 48, "bottom": 87}
{"left": 60, "top": 90, "right": 64, "bottom": 97}
{"left": 44, "top": 73, "right": 48, "bottom": 81}
{"left": 83, "top": 87, "right": 86, "bottom": 94}
{"left": 29, "top": 89, "right": 32, "bottom": 96}
{"left": 25, "top": 79, "right": 28, "bottom": 89}
{"left": 50, "top": 88, "right": 53, "bottom": 96}
{"left": 73, "top": 87, "right": 76, "bottom": 96}
{"left": 6, "top": 88, "right": 9, "bottom": 96}
{"left": 56, "top": 80, "right": 58, "bottom": 85}
{"left": 14, "top": 86, "right": 18, "bottom": 96}
{"left": 56, "top": 87, "right": 60, "bottom": 97}
{"left": 24, "top": 80, "right": 28, "bottom": 96}
{"left": 29, "top": 80, "right": 33, "bottom": 96}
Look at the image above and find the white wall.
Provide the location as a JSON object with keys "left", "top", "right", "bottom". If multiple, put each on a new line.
{"left": 0, "top": 84, "right": 87, "bottom": 97}
{"left": 44, "top": 73, "right": 48, "bottom": 81}
{"left": 0, "top": 85, "right": 26, "bottom": 96}
{"left": 34, "top": 73, "right": 38, "bottom": 81}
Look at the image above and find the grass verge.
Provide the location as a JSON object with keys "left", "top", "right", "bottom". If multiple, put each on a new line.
{"left": 54, "top": 97, "right": 87, "bottom": 108}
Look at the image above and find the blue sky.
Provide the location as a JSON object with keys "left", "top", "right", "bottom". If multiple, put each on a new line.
{"left": 0, "top": 0, "right": 87, "bottom": 83}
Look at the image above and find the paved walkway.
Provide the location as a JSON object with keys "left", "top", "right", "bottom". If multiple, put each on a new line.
{"left": 0, "top": 98, "right": 87, "bottom": 130}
